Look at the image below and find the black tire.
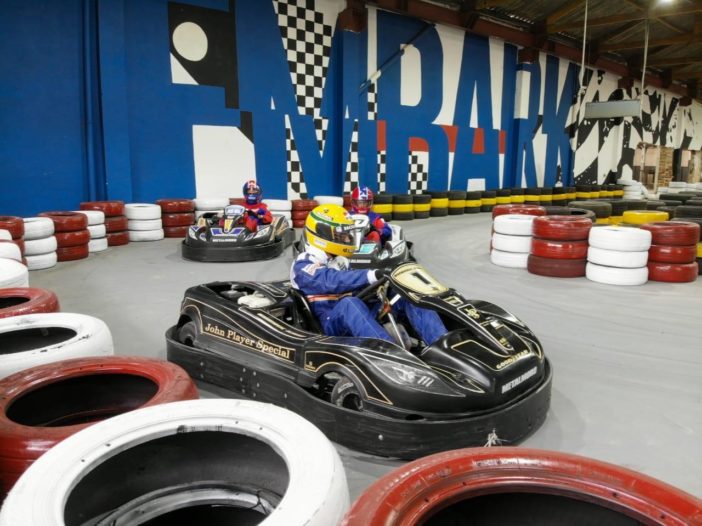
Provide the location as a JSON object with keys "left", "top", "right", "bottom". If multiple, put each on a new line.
{"left": 430, "top": 208, "right": 449, "bottom": 217}
{"left": 448, "top": 208, "right": 464, "bottom": 215}
{"left": 428, "top": 190, "right": 448, "bottom": 199}
{"left": 538, "top": 187, "right": 553, "bottom": 195}
{"left": 177, "top": 321, "right": 197, "bottom": 347}
{"left": 567, "top": 200, "right": 611, "bottom": 218}
{"left": 448, "top": 190, "right": 467, "bottom": 200}
{"left": 509, "top": 188, "right": 525, "bottom": 196}
{"left": 466, "top": 191, "right": 482, "bottom": 200}
{"left": 330, "top": 376, "right": 364, "bottom": 411}
{"left": 374, "top": 194, "right": 393, "bottom": 205}
{"left": 645, "top": 200, "right": 666, "bottom": 210}
{"left": 659, "top": 193, "right": 693, "bottom": 203}
{"left": 674, "top": 205, "right": 702, "bottom": 218}
{"left": 412, "top": 194, "right": 431, "bottom": 204}
{"left": 524, "top": 187, "right": 541, "bottom": 204}
{"left": 497, "top": 189, "right": 511, "bottom": 197}
{"left": 392, "top": 194, "right": 413, "bottom": 205}
{"left": 619, "top": 199, "right": 647, "bottom": 211}
{"left": 657, "top": 206, "right": 678, "bottom": 217}
{"left": 599, "top": 199, "right": 628, "bottom": 216}
{"left": 414, "top": 211, "right": 430, "bottom": 219}
{"left": 392, "top": 212, "right": 415, "bottom": 221}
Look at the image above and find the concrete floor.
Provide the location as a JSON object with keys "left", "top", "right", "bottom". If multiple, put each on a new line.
{"left": 28, "top": 214, "right": 702, "bottom": 500}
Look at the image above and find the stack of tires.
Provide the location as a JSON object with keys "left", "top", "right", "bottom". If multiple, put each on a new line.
{"left": 265, "top": 199, "right": 293, "bottom": 222}
{"left": 80, "top": 201, "right": 128, "bottom": 247}
{"left": 0, "top": 217, "right": 24, "bottom": 264}
{"left": 157, "top": 199, "right": 195, "bottom": 238}
{"left": 392, "top": 195, "right": 414, "bottom": 221}
{"left": 37, "top": 212, "right": 89, "bottom": 262}
{"left": 509, "top": 188, "right": 525, "bottom": 204}
{"left": 621, "top": 210, "right": 669, "bottom": 227}
{"left": 640, "top": 222, "right": 700, "bottom": 283}
{"left": 602, "top": 199, "right": 628, "bottom": 225}
{"left": 620, "top": 180, "right": 644, "bottom": 200}
{"left": 74, "top": 210, "right": 107, "bottom": 253}
{"left": 575, "top": 185, "right": 591, "bottom": 201}
{"left": 447, "top": 191, "right": 466, "bottom": 216}
{"left": 480, "top": 191, "right": 496, "bottom": 213}
{"left": 429, "top": 191, "right": 449, "bottom": 217}
{"left": 371, "top": 194, "right": 393, "bottom": 221}
{"left": 193, "top": 197, "right": 228, "bottom": 220}
{"left": 538, "top": 187, "right": 553, "bottom": 206}
{"left": 586, "top": 226, "right": 651, "bottom": 286}
{"left": 125, "top": 204, "right": 164, "bottom": 242}
{"left": 523, "top": 188, "right": 541, "bottom": 205}
{"left": 0, "top": 288, "right": 59, "bottom": 319}
{"left": 495, "top": 189, "right": 511, "bottom": 207}
{"left": 21, "top": 218, "right": 57, "bottom": 270}
{"left": 490, "top": 214, "right": 539, "bottom": 269}
{"left": 527, "top": 216, "right": 591, "bottom": 278}
{"left": 291, "top": 199, "right": 317, "bottom": 228}
{"left": 672, "top": 203, "right": 702, "bottom": 232}
{"left": 491, "top": 204, "right": 546, "bottom": 219}
{"left": 551, "top": 187, "right": 566, "bottom": 206}
{"left": 464, "top": 191, "right": 482, "bottom": 213}
{"left": 412, "top": 194, "right": 431, "bottom": 219}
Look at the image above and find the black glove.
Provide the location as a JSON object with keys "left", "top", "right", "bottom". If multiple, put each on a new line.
{"left": 374, "top": 268, "right": 390, "bottom": 280}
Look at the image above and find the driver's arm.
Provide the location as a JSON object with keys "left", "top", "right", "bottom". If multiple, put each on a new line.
{"left": 256, "top": 206, "right": 273, "bottom": 224}
{"left": 293, "top": 260, "right": 377, "bottom": 295}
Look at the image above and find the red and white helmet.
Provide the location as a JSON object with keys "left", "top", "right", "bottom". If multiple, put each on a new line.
{"left": 351, "top": 186, "right": 374, "bottom": 214}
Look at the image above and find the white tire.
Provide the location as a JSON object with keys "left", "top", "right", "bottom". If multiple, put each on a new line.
{"left": 490, "top": 249, "right": 529, "bottom": 268}
{"left": 586, "top": 262, "right": 648, "bottom": 286}
{"left": 491, "top": 233, "right": 532, "bottom": 253}
{"left": 616, "top": 178, "right": 636, "bottom": 186}
{"left": 0, "top": 399, "right": 349, "bottom": 526}
{"left": 589, "top": 226, "right": 652, "bottom": 251}
{"left": 88, "top": 238, "right": 108, "bottom": 252}
{"left": 25, "top": 252, "right": 57, "bottom": 271}
{"left": 124, "top": 203, "right": 161, "bottom": 220}
{"left": 22, "top": 217, "right": 54, "bottom": 240}
{"left": 587, "top": 246, "right": 649, "bottom": 268}
{"left": 127, "top": 218, "right": 163, "bottom": 231}
{"left": 87, "top": 224, "right": 106, "bottom": 239}
{"left": 0, "top": 230, "right": 11, "bottom": 241}
{"left": 274, "top": 211, "right": 292, "bottom": 221}
{"left": 263, "top": 199, "right": 293, "bottom": 211}
{"left": 194, "top": 197, "right": 229, "bottom": 210}
{"left": 0, "top": 258, "right": 28, "bottom": 287}
{"left": 0, "top": 313, "right": 113, "bottom": 379}
{"left": 194, "top": 209, "right": 222, "bottom": 219}
{"left": 128, "top": 229, "right": 165, "bottom": 242}
{"left": 312, "top": 195, "right": 343, "bottom": 206}
{"left": 0, "top": 243, "right": 21, "bottom": 262}
{"left": 71, "top": 210, "right": 105, "bottom": 225}
{"left": 24, "top": 236, "right": 57, "bottom": 256}
{"left": 492, "top": 214, "right": 537, "bottom": 236}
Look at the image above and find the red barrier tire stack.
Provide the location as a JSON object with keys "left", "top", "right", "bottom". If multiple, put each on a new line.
{"left": 490, "top": 214, "right": 538, "bottom": 269}
{"left": 586, "top": 226, "right": 651, "bottom": 286}
{"left": 491, "top": 204, "right": 546, "bottom": 219}
{"left": 37, "top": 212, "right": 89, "bottom": 262}
{"left": 0, "top": 288, "right": 60, "bottom": 319}
{"left": 157, "top": 199, "right": 195, "bottom": 238}
{"left": 641, "top": 221, "right": 700, "bottom": 283}
{"left": 0, "top": 217, "right": 24, "bottom": 264}
{"left": 527, "top": 216, "right": 592, "bottom": 278}
{"left": 21, "top": 217, "right": 57, "bottom": 270}
{"left": 291, "top": 199, "right": 318, "bottom": 229}
{"left": 80, "top": 201, "right": 128, "bottom": 247}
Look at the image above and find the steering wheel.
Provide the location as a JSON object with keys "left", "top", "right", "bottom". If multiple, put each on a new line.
{"left": 354, "top": 275, "right": 388, "bottom": 303}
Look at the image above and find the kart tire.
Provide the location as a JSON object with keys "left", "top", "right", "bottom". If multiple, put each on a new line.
{"left": 567, "top": 200, "right": 611, "bottom": 218}
{"left": 492, "top": 233, "right": 532, "bottom": 253}
{"left": 127, "top": 219, "right": 163, "bottom": 231}
{"left": 0, "top": 356, "right": 198, "bottom": 495}
{"left": 156, "top": 199, "right": 195, "bottom": 213}
{"left": 55, "top": 229, "right": 90, "bottom": 248}
{"left": 491, "top": 204, "right": 546, "bottom": 218}
{"left": 527, "top": 255, "right": 586, "bottom": 278}
{"left": 71, "top": 210, "right": 105, "bottom": 226}
{"left": 25, "top": 253, "right": 57, "bottom": 271}
{"left": 649, "top": 244, "right": 697, "bottom": 264}
{"left": 79, "top": 201, "right": 125, "bottom": 217}
{"left": 587, "top": 247, "right": 648, "bottom": 268}
{"left": 342, "top": 447, "right": 702, "bottom": 526}
{"left": 490, "top": 249, "right": 528, "bottom": 269}
{"left": 0, "top": 218, "right": 23, "bottom": 240}
{"left": 106, "top": 231, "right": 129, "bottom": 246}
{"left": 493, "top": 214, "right": 537, "bottom": 236}
{"left": 0, "top": 399, "right": 349, "bottom": 526}
{"left": 193, "top": 197, "right": 229, "bottom": 210}
{"left": 21, "top": 218, "right": 54, "bottom": 240}
{"left": 56, "top": 245, "right": 89, "bottom": 262}
{"left": 88, "top": 238, "right": 108, "bottom": 253}
{"left": 647, "top": 261, "right": 698, "bottom": 283}
{"left": 0, "top": 313, "right": 113, "bottom": 379}
{"left": 0, "top": 260, "right": 28, "bottom": 288}
{"left": 589, "top": 226, "right": 652, "bottom": 251}
{"left": 291, "top": 199, "right": 318, "bottom": 211}
{"left": 0, "top": 242, "right": 21, "bottom": 262}
{"left": 128, "top": 229, "right": 164, "bottom": 242}
{"left": 162, "top": 212, "right": 195, "bottom": 227}
{"left": 622, "top": 210, "right": 669, "bottom": 225}
{"left": 312, "top": 196, "right": 343, "bottom": 207}
{"left": 87, "top": 224, "right": 106, "bottom": 239}
{"left": 0, "top": 288, "right": 59, "bottom": 319}
{"left": 532, "top": 216, "right": 592, "bottom": 241}
{"left": 586, "top": 262, "right": 648, "bottom": 286}
{"left": 331, "top": 376, "right": 364, "bottom": 411}
{"left": 37, "top": 212, "right": 87, "bottom": 233}
{"left": 104, "top": 215, "right": 128, "bottom": 233}
{"left": 164, "top": 225, "right": 190, "bottom": 238}
{"left": 124, "top": 203, "right": 161, "bottom": 221}
{"left": 531, "top": 238, "right": 588, "bottom": 260}
{"left": 640, "top": 221, "right": 701, "bottom": 245}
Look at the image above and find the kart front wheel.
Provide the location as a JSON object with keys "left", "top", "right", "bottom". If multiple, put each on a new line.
{"left": 177, "top": 321, "right": 197, "bottom": 347}
{"left": 331, "top": 376, "right": 364, "bottom": 412}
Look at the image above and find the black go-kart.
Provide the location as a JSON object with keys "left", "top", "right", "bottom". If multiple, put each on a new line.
{"left": 181, "top": 204, "right": 295, "bottom": 262}
{"left": 293, "top": 213, "right": 414, "bottom": 269}
{"left": 166, "top": 262, "right": 552, "bottom": 458}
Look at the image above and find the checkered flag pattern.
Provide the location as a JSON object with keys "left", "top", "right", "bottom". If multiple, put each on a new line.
{"left": 367, "top": 82, "right": 378, "bottom": 121}
{"left": 284, "top": 116, "right": 308, "bottom": 199}
{"left": 377, "top": 151, "right": 387, "bottom": 193}
{"left": 313, "top": 117, "right": 328, "bottom": 152}
{"left": 343, "top": 121, "right": 360, "bottom": 194}
{"left": 408, "top": 152, "right": 428, "bottom": 194}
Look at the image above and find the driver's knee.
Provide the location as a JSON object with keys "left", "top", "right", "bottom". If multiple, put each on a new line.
{"left": 335, "top": 296, "right": 368, "bottom": 316}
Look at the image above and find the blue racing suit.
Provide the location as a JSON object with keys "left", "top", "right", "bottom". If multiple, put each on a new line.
{"left": 290, "top": 245, "right": 447, "bottom": 345}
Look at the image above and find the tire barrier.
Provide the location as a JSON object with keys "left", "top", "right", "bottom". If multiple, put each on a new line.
{"left": 589, "top": 184, "right": 601, "bottom": 199}
{"left": 0, "top": 399, "right": 349, "bottom": 526}
{"left": 587, "top": 247, "right": 649, "bottom": 268}
{"left": 343, "top": 194, "right": 352, "bottom": 211}
{"left": 622, "top": 210, "right": 669, "bottom": 225}
{"left": 568, "top": 200, "right": 611, "bottom": 222}
{"left": 56, "top": 244, "right": 90, "bottom": 262}
{"left": 551, "top": 186, "right": 566, "bottom": 205}
{"left": 55, "top": 229, "right": 90, "bottom": 248}
{"left": 106, "top": 231, "right": 130, "bottom": 247}
{"left": 495, "top": 188, "right": 511, "bottom": 205}
{"left": 447, "top": 191, "right": 466, "bottom": 215}
{"left": 193, "top": 197, "right": 228, "bottom": 211}
{"left": 0, "top": 217, "right": 24, "bottom": 241}
{"left": 392, "top": 194, "right": 414, "bottom": 221}
{"left": 372, "top": 194, "right": 393, "bottom": 221}
{"left": 125, "top": 204, "right": 163, "bottom": 242}
{"left": 492, "top": 233, "right": 532, "bottom": 253}
{"left": 291, "top": 199, "right": 318, "bottom": 226}
{"left": 156, "top": 198, "right": 195, "bottom": 214}
{"left": 586, "top": 226, "right": 652, "bottom": 286}
{"left": 0, "top": 356, "right": 198, "bottom": 495}
{"left": 412, "top": 194, "right": 431, "bottom": 219}
{"left": 527, "top": 255, "right": 587, "bottom": 277}
{"left": 0, "top": 231, "right": 11, "bottom": 241}
{"left": 163, "top": 225, "right": 191, "bottom": 238}
{"left": 0, "top": 242, "right": 21, "bottom": 262}
{"left": 87, "top": 238, "right": 108, "bottom": 253}
{"left": 645, "top": 199, "right": 666, "bottom": 210}
{"left": 464, "top": 191, "right": 482, "bottom": 213}
{"left": 509, "top": 187, "right": 525, "bottom": 203}
{"left": 157, "top": 199, "right": 195, "bottom": 237}
{"left": 533, "top": 215, "right": 592, "bottom": 240}
{"left": 575, "top": 184, "right": 591, "bottom": 200}
{"left": 0, "top": 288, "right": 59, "bottom": 319}
{"left": 523, "top": 187, "right": 541, "bottom": 205}
{"left": 480, "top": 190, "right": 496, "bottom": 213}
{"left": 674, "top": 205, "right": 702, "bottom": 219}
{"left": 528, "top": 216, "right": 591, "bottom": 278}
{"left": 37, "top": 212, "right": 89, "bottom": 262}
{"left": 643, "top": 223, "right": 699, "bottom": 283}
{"left": 640, "top": 221, "right": 701, "bottom": 246}
{"left": 22, "top": 217, "right": 53, "bottom": 241}
{"left": 544, "top": 206, "right": 596, "bottom": 221}
{"left": 37, "top": 211, "right": 87, "bottom": 233}
{"left": 104, "top": 215, "right": 128, "bottom": 233}
{"left": 531, "top": 238, "right": 588, "bottom": 260}
{"left": 79, "top": 200, "right": 125, "bottom": 217}
{"left": 493, "top": 214, "right": 537, "bottom": 236}
{"left": 492, "top": 204, "right": 546, "bottom": 218}
{"left": 490, "top": 214, "right": 538, "bottom": 269}
{"left": 161, "top": 212, "right": 196, "bottom": 227}
{"left": 312, "top": 195, "right": 344, "bottom": 206}
{"left": 429, "top": 191, "right": 449, "bottom": 217}
{"left": 538, "top": 186, "right": 552, "bottom": 204}
{"left": 647, "top": 261, "right": 698, "bottom": 283}
{"left": 648, "top": 244, "right": 697, "bottom": 264}
{"left": 80, "top": 201, "right": 128, "bottom": 249}
{"left": 0, "top": 260, "right": 28, "bottom": 289}
{"left": 490, "top": 249, "right": 528, "bottom": 268}
{"left": 589, "top": 225, "right": 652, "bottom": 252}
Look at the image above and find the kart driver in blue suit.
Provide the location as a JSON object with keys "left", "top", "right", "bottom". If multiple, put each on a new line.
{"left": 290, "top": 204, "right": 447, "bottom": 346}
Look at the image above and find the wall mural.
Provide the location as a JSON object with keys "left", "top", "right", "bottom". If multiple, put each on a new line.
{"left": 167, "top": 0, "right": 702, "bottom": 200}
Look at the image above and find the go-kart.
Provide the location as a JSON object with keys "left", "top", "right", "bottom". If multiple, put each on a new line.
{"left": 166, "top": 262, "right": 552, "bottom": 458}
{"left": 181, "top": 204, "right": 295, "bottom": 262}
{"left": 293, "top": 214, "right": 414, "bottom": 269}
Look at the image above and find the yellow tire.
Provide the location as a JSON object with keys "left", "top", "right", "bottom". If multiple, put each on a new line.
{"left": 392, "top": 203, "right": 413, "bottom": 213}
{"left": 448, "top": 200, "right": 466, "bottom": 209}
{"left": 609, "top": 216, "right": 623, "bottom": 225}
{"left": 622, "top": 210, "right": 669, "bottom": 225}
{"left": 539, "top": 195, "right": 553, "bottom": 202}
{"left": 372, "top": 204, "right": 393, "bottom": 214}
{"left": 413, "top": 203, "right": 431, "bottom": 212}
{"left": 510, "top": 196, "right": 525, "bottom": 203}
{"left": 430, "top": 198, "right": 449, "bottom": 208}
{"left": 595, "top": 217, "right": 610, "bottom": 225}
{"left": 496, "top": 197, "right": 511, "bottom": 204}
{"left": 481, "top": 198, "right": 497, "bottom": 205}
{"left": 697, "top": 243, "right": 702, "bottom": 258}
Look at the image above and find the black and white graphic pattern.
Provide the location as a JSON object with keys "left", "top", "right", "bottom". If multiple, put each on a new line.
{"left": 367, "top": 82, "right": 378, "bottom": 120}
{"left": 377, "top": 151, "right": 387, "bottom": 193}
{"left": 343, "top": 121, "right": 359, "bottom": 194}
{"left": 408, "top": 152, "right": 428, "bottom": 194}
{"left": 284, "top": 115, "right": 308, "bottom": 198}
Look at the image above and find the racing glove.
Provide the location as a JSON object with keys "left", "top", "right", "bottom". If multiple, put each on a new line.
{"left": 328, "top": 256, "right": 350, "bottom": 271}
{"left": 371, "top": 216, "right": 385, "bottom": 231}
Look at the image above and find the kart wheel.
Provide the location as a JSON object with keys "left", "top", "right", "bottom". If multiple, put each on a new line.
{"left": 177, "top": 321, "right": 198, "bottom": 347}
{"left": 331, "top": 376, "right": 364, "bottom": 411}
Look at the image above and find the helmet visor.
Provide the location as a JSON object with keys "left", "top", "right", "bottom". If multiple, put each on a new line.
{"left": 353, "top": 198, "right": 372, "bottom": 211}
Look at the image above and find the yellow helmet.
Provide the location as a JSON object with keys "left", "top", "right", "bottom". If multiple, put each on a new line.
{"left": 305, "top": 204, "right": 356, "bottom": 257}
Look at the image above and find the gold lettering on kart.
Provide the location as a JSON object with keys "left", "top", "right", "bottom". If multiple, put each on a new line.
{"left": 204, "top": 322, "right": 292, "bottom": 360}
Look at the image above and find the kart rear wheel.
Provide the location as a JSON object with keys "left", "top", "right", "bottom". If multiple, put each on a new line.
{"left": 177, "top": 321, "right": 197, "bottom": 347}
{"left": 331, "top": 376, "right": 364, "bottom": 412}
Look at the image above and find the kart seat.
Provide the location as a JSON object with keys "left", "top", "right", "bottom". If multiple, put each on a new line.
{"left": 289, "top": 288, "right": 322, "bottom": 333}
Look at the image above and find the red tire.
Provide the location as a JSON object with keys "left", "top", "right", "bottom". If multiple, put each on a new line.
{"left": 79, "top": 200, "right": 125, "bottom": 217}
{"left": 291, "top": 210, "right": 310, "bottom": 221}
{"left": 104, "top": 215, "right": 128, "bottom": 233}
{"left": 12, "top": 239, "right": 24, "bottom": 255}
{"left": 491, "top": 204, "right": 546, "bottom": 218}
{"left": 161, "top": 212, "right": 195, "bottom": 227}
{"left": 532, "top": 215, "right": 592, "bottom": 241}
{"left": 647, "top": 261, "right": 698, "bottom": 283}
{"left": 531, "top": 238, "right": 588, "bottom": 259}
{"left": 293, "top": 219, "right": 306, "bottom": 229}
{"left": 0, "top": 288, "right": 60, "bottom": 319}
{"left": 155, "top": 198, "right": 195, "bottom": 213}
{"left": 163, "top": 225, "right": 190, "bottom": 238}
{"left": 106, "top": 231, "right": 129, "bottom": 246}
{"left": 527, "top": 254, "right": 586, "bottom": 277}
{"left": 37, "top": 211, "right": 88, "bottom": 233}
{"left": 649, "top": 244, "right": 697, "bottom": 264}
{"left": 55, "top": 229, "right": 90, "bottom": 248}
{"left": 291, "top": 199, "right": 318, "bottom": 211}
{"left": 640, "top": 221, "right": 701, "bottom": 246}
{"left": 342, "top": 447, "right": 702, "bottom": 526}
{"left": 0, "top": 217, "right": 24, "bottom": 239}
{"left": 56, "top": 244, "right": 89, "bottom": 262}
{"left": 0, "top": 356, "right": 198, "bottom": 495}
{"left": 229, "top": 197, "right": 245, "bottom": 205}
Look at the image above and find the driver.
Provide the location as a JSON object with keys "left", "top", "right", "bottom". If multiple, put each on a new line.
{"left": 290, "top": 204, "right": 446, "bottom": 346}
{"left": 241, "top": 180, "right": 272, "bottom": 232}
{"left": 350, "top": 186, "right": 391, "bottom": 246}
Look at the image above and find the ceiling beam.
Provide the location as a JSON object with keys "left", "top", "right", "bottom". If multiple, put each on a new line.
{"left": 647, "top": 56, "right": 702, "bottom": 67}
{"left": 620, "top": 0, "right": 685, "bottom": 34}
{"left": 600, "top": 33, "right": 702, "bottom": 52}
{"left": 546, "top": 0, "right": 584, "bottom": 26}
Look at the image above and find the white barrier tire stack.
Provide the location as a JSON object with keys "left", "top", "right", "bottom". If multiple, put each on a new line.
{"left": 125, "top": 204, "right": 164, "bottom": 242}
{"left": 263, "top": 199, "right": 293, "bottom": 221}
{"left": 23, "top": 218, "right": 57, "bottom": 270}
{"left": 586, "top": 226, "right": 651, "bottom": 285}
{"left": 74, "top": 210, "right": 107, "bottom": 253}
{"left": 490, "top": 214, "right": 537, "bottom": 269}
{"left": 193, "top": 197, "right": 228, "bottom": 220}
